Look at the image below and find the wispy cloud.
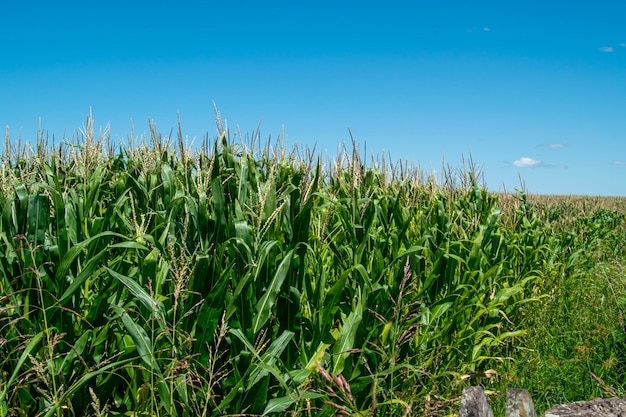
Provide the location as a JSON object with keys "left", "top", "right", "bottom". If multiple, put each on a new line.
{"left": 612, "top": 160, "right": 626, "bottom": 166}
{"left": 547, "top": 143, "right": 567, "bottom": 149}
{"left": 620, "top": 43, "right": 626, "bottom": 48}
{"left": 513, "top": 157, "right": 542, "bottom": 168}
{"left": 468, "top": 26, "right": 491, "bottom": 33}
{"left": 600, "top": 46, "right": 614, "bottom": 53}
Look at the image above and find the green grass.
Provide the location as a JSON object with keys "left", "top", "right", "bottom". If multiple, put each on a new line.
{"left": 0, "top": 115, "right": 624, "bottom": 416}
{"left": 483, "top": 194, "right": 626, "bottom": 416}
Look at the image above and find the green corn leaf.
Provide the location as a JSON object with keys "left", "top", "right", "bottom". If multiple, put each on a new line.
{"left": 106, "top": 267, "right": 165, "bottom": 322}
{"left": 43, "top": 357, "right": 136, "bottom": 417}
{"left": 430, "top": 295, "right": 458, "bottom": 322}
{"left": 243, "top": 374, "right": 270, "bottom": 414}
{"left": 58, "top": 249, "right": 108, "bottom": 305}
{"left": 235, "top": 219, "right": 253, "bottom": 247}
{"left": 64, "top": 198, "right": 78, "bottom": 245}
{"left": 56, "top": 231, "right": 127, "bottom": 282}
{"left": 127, "top": 173, "right": 149, "bottom": 208}
{"left": 230, "top": 328, "right": 260, "bottom": 360}
{"left": 249, "top": 330, "right": 294, "bottom": 387}
{"left": 305, "top": 342, "right": 331, "bottom": 371}
{"left": 174, "top": 375, "right": 189, "bottom": 408}
{"left": 332, "top": 296, "right": 363, "bottom": 375}
{"left": 60, "top": 330, "right": 91, "bottom": 375}
{"left": 394, "top": 245, "right": 426, "bottom": 262}
{"left": 320, "top": 274, "right": 347, "bottom": 329}
{"left": 468, "top": 226, "right": 485, "bottom": 270}
{"left": 252, "top": 248, "right": 295, "bottom": 334}
{"left": 496, "top": 329, "right": 526, "bottom": 343}
{"left": 139, "top": 247, "right": 159, "bottom": 286}
{"left": 251, "top": 362, "right": 295, "bottom": 401}
{"left": 261, "top": 330, "right": 294, "bottom": 364}
{"left": 262, "top": 180, "right": 277, "bottom": 224}
{"left": 110, "top": 304, "right": 158, "bottom": 370}
{"left": 15, "top": 184, "right": 29, "bottom": 230}
{"left": 263, "top": 396, "right": 296, "bottom": 415}
{"left": 491, "top": 285, "right": 523, "bottom": 304}
{"left": 26, "top": 194, "right": 49, "bottom": 267}
{"left": 229, "top": 239, "right": 277, "bottom": 305}
{"left": 157, "top": 379, "right": 176, "bottom": 416}
{"left": 161, "top": 162, "right": 175, "bottom": 205}
{"left": 46, "top": 186, "right": 69, "bottom": 256}
{"left": 107, "top": 241, "right": 150, "bottom": 251}
{"left": 238, "top": 159, "right": 249, "bottom": 210}
{"left": 0, "top": 332, "right": 43, "bottom": 406}
{"left": 229, "top": 329, "right": 299, "bottom": 408}
{"left": 85, "top": 164, "right": 107, "bottom": 211}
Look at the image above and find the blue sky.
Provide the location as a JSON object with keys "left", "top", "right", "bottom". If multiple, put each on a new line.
{"left": 2, "top": 1, "right": 626, "bottom": 195}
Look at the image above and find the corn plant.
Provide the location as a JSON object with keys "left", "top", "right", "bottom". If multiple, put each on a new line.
{"left": 1, "top": 115, "right": 624, "bottom": 416}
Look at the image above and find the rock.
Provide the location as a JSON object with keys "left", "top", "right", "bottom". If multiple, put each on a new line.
{"left": 544, "top": 397, "right": 626, "bottom": 417}
{"left": 458, "top": 386, "right": 626, "bottom": 417}
{"left": 506, "top": 388, "right": 537, "bottom": 417}
{"left": 460, "top": 386, "right": 494, "bottom": 417}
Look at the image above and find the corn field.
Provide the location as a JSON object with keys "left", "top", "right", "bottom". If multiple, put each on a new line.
{"left": 1, "top": 118, "right": 625, "bottom": 416}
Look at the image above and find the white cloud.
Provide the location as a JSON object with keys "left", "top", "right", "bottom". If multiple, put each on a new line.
{"left": 513, "top": 157, "right": 542, "bottom": 168}
{"left": 612, "top": 160, "right": 626, "bottom": 166}
{"left": 547, "top": 143, "right": 566, "bottom": 149}
{"left": 467, "top": 26, "right": 492, "bottom": 33}
{"left": 600, "top": 46, "right": 614, "bottom": 53}
{"left": 620, "top": 43, "right": 626, "bottom": 47}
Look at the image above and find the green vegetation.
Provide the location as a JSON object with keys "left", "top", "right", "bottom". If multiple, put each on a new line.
{"left": 1, "top": 117, "right": 624, "bottom": 416}
{"left": 488, "top": 195, "right": 626, "bottom": 416}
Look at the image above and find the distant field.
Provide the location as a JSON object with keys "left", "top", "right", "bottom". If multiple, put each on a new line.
{"left": 499, "top": 193, "right": 626, "bottom": 214}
